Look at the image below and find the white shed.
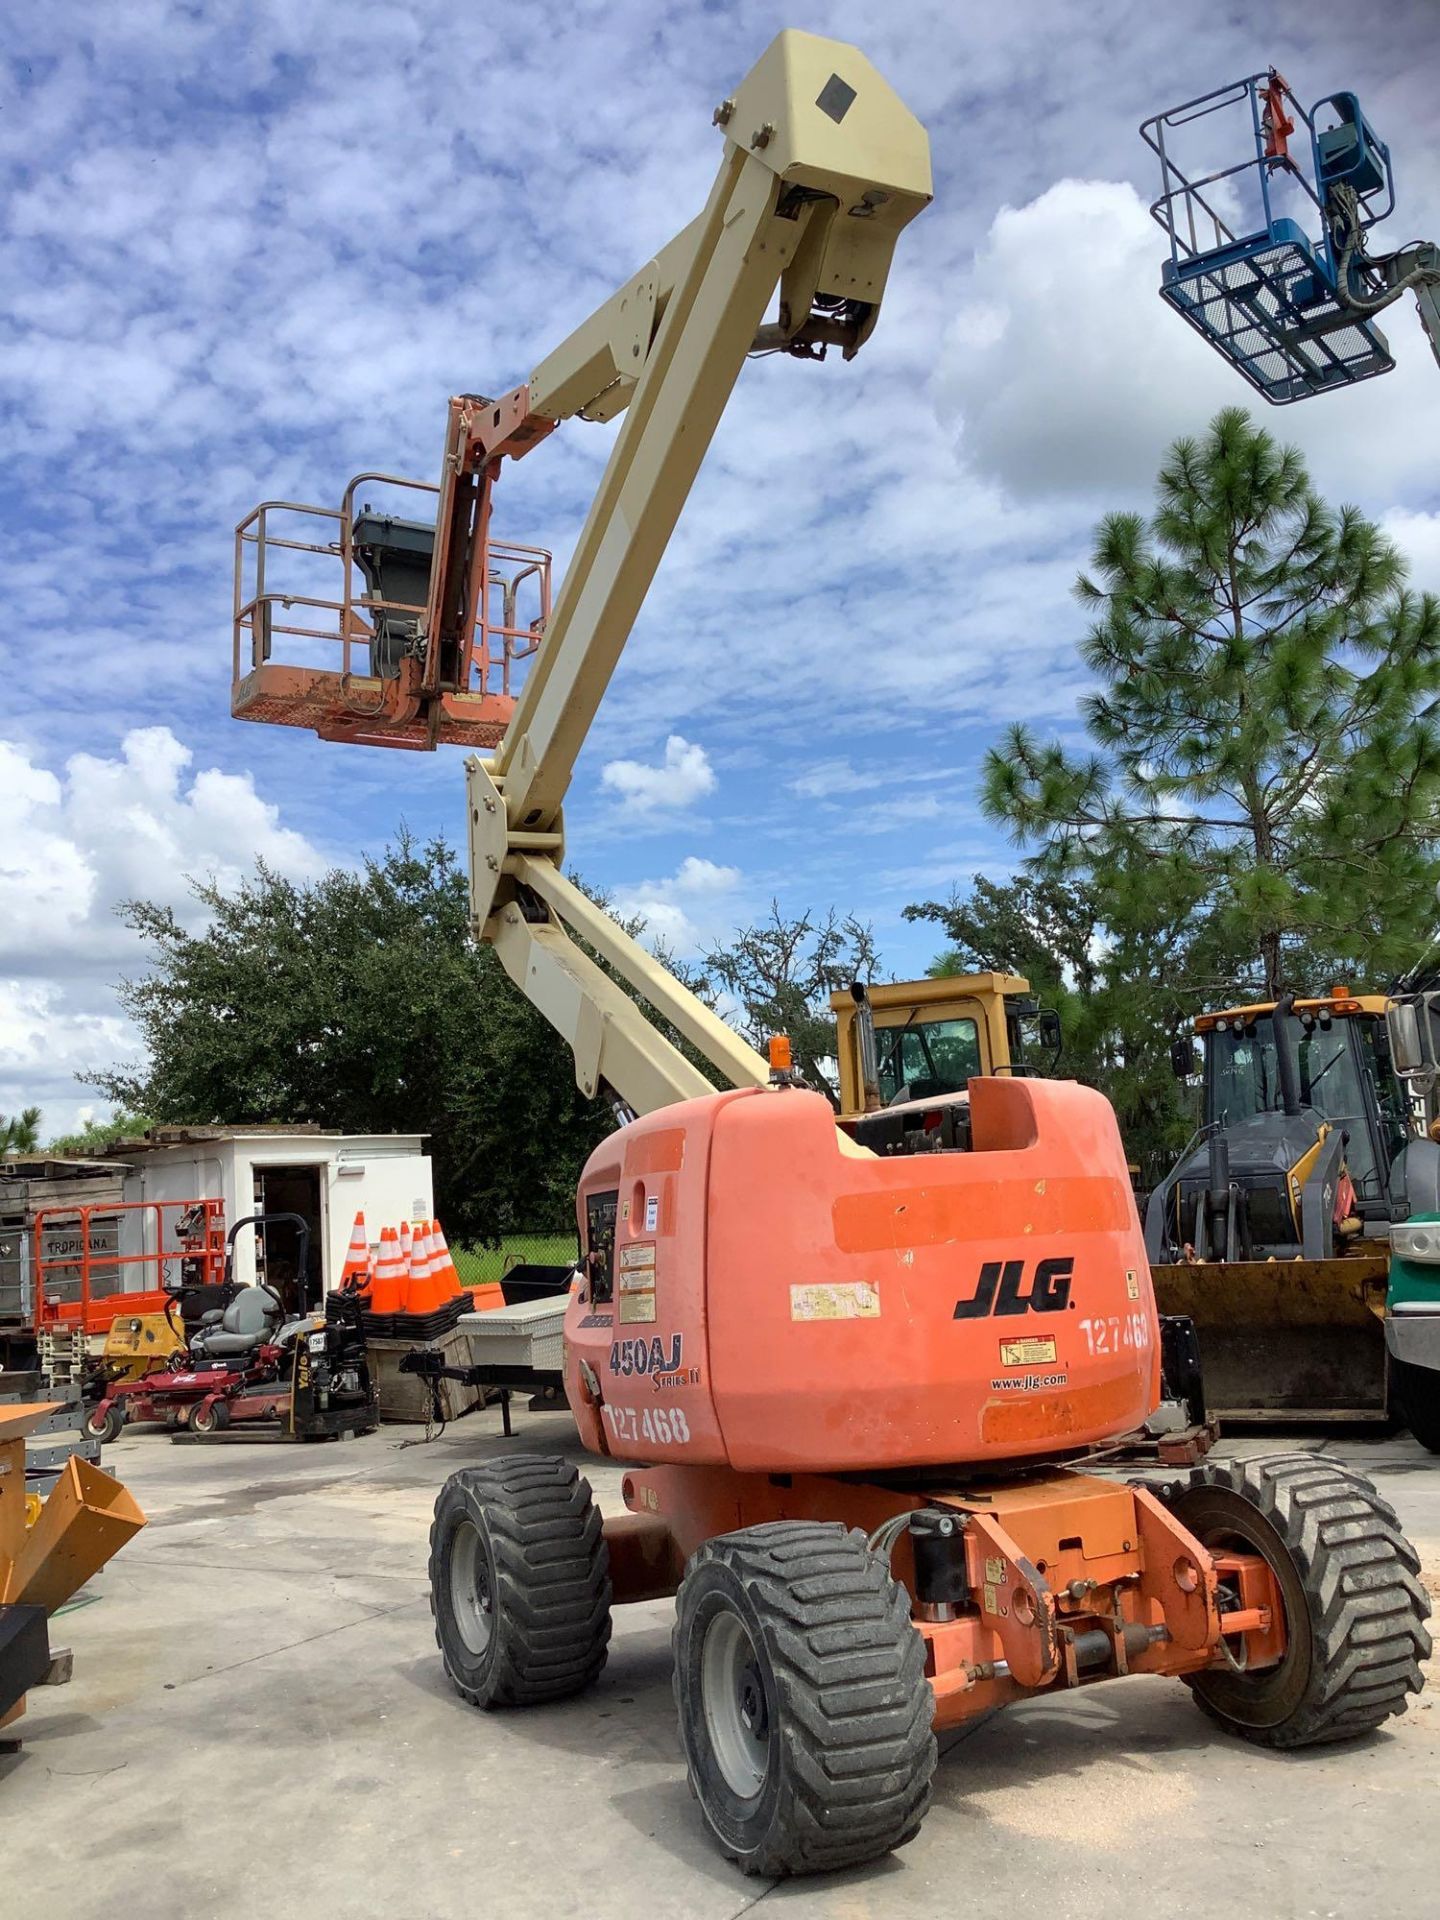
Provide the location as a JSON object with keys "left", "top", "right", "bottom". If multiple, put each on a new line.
{"left": 103, "top": 1127, "right": 433, "bottom": 1306}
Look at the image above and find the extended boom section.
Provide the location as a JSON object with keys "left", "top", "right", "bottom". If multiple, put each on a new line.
{"left": 466, "top": 33, "right": 931, "bottom": 1113}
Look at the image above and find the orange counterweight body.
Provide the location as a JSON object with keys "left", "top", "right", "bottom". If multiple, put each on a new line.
{"left": 564, "top": 1076, "right": 1159, "bottom": 1472}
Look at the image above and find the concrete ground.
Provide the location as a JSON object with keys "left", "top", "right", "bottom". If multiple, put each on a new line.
{"left": 5, "top": 1413, "right": 1438, "bottom": 1920}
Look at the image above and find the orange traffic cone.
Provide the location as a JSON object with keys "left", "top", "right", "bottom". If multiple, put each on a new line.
{"left": 398, "top": 1221, "right": 426, "bottom": 1314}
{"left": 369, "top": 1227, "right": 405, "bottom": 1315}
{"left": 339, "top": 1212, "right": 371, "bottom": 1293}
{"left": 405, "top": 1221, "right": 449, "bottom": 1316}
{"left": 398, "top": 1219, "right": 413, "bottom": 1284}
{"left": 429, "top": 1220, "right": 458, "bottom": 1292}
{"left": 434, "top": 1219, "right": 501, "bottom": 1312}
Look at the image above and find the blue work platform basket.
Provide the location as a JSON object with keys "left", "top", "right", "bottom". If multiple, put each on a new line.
{"left": 1141, "top": 74, "right": 1396, "bottom": 404}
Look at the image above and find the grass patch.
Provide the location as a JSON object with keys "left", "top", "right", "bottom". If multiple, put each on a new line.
{"left": 453, "top": 1232, "right": 579, "bottom": 1286}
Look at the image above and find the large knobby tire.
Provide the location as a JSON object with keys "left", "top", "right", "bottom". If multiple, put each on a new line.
{"left": 1169, "top": 1453, "right": 1431, "bottom": 1748}
{"left": 429, "top": 1456, "right": 611, "bottom": 1708}
{"left": 672, "top": 1520, "right": 936, "bottom": 1877}
{"left": 1394, "top": 1359, "right": 1440, "bottom": 1455}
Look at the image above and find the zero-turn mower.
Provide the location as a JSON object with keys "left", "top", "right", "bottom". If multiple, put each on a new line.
{"left": 85, "top": 1215, "right": 377, "bottom": 1443}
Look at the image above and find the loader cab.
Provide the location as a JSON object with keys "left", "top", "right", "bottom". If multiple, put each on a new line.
{"left": 830, "top": 973, "right": 1061, "bottom": 1156}
{"left": 1156, "top": 989, "right": 1417, "bottom": 1263}
{"left": 1200, "top": 997, "right": 1408, "bottom": 1223}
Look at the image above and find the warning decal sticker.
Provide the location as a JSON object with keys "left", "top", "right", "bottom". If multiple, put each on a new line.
{"left": 999, "top": 1336, "right": 1058, "bottom": 1367}
{"left": 619, "top": 1241, "right": 657, "bottom": 1324}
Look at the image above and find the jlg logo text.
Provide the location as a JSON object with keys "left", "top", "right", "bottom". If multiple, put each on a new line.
{"left": 953, "top": 1257, "right": 1073, "bottom": 1320}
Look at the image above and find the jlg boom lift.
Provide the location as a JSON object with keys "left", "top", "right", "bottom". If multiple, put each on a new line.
{"left": 236, "top": 33, "right": 1430, "bottom": 1877}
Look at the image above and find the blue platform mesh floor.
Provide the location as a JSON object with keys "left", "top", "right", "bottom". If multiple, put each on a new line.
{"left": 1162, "top": 235, "right": 1393, "bottom": 404}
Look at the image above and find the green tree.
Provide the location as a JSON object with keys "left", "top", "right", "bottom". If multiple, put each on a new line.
{"left": 903, "top": 875, "right": 1195, "bottom": 1174}
{"left": 984, "top": 407, "right": 1440, "bottom": 1000}
{"left": 48, "top": 1111, "right": 151, "bottom": 1157}
{"left": 693, "top": 904, "right": 878, "bottom": 1108}
{"left": 1, "top": 1107, "right": 42, "bottom": 1155}
{"left": 904, "top": 872, "right": 1100, "bottom": 1069}
{"left": 88, "top": 834, "right": 616, "bottom": 1243}
{"left": 906, "top": 874, "right": 1101, "bottom": 998}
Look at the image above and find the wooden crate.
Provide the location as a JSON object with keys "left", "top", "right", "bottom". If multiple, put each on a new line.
{"left": 363, "top": 1328, "right": 484, "bottom": 1424}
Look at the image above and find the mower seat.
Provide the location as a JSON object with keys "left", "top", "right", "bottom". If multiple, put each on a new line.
{"left": 189, "top": 1286, "right": 281, "bottom": 1361}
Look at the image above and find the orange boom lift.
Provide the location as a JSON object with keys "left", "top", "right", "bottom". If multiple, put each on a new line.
{"left": 235, "top": 31, "right": 1430, "bottom": 1877}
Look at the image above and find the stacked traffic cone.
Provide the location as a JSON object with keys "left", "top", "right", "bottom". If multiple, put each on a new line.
{"left": 368, "top": 1227, "right": 407, "bottom": 1316}
{"left": 398, "top": 1219, "right": 413, "bottom": 1286}
{"left": 402, "top": 1221, "right": 449, "bottom": 1317}
{"left": 339, "top": 1212, "right": 372, "bottom": 1294}
{"left": 377, "top": 1215, "right": 478, "bottom": 1337}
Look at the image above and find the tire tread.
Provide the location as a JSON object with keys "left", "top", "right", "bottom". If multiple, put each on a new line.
{"left": 1179, "top": 1452, "right": 1430, "bottom": 1749}
{"left": 429, "top": 1454, "right": 611, "bottom": 1708}
{"left": 673, "top": 1519, "right": 935, "bottom": 1876}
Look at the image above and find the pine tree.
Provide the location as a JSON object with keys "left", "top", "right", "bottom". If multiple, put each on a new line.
{"left": 983, "top": 408, "right": 1440, "bottom": 999}
{"left": 0, "top": 1107, "right": 42, "bottom": 1156}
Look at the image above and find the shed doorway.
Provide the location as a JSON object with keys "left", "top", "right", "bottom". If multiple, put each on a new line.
{"left": 254, "top": 1164, "right": 325, "bottom": 1312}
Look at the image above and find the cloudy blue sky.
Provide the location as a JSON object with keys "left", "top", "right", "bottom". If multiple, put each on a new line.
{"left": 3, "top": 0, "right": 1438, "bottom": 1131}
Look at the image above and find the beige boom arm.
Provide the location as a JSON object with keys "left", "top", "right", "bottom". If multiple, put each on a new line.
{"left": 467, "top": 30, "right": 930, "bottom": 1113}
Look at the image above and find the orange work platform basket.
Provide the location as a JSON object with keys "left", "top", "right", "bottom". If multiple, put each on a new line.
{"left": 232, "top": 469, "right": 550, "bottom": 752}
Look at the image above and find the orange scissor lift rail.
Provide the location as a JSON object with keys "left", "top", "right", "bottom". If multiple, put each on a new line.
{"left": 32, "top": 1198, "right": 226, "bottom": 1337}
{"left": 233, "top": 390, "right": 555, "bottom": 752}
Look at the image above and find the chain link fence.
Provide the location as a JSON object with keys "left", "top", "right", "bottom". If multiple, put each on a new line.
{"left": 452, "top": 1232, "right": 580, "bottom": 1287}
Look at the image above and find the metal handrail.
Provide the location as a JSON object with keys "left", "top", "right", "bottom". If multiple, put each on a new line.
{"left": 1140, "top": 72, "right": 1329, "bottom": 272}
{"left": 33, "top": 1199, "right": 226, "bottom": 1333}
{"left": 233, "top": 476, "right": 552, "bottom": 704}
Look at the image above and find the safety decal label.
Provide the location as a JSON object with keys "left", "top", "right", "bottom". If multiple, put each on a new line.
{"left": 644, "top": 1193, "right": 660, "bottom": 1231}
{"left": 1126, "top": 1268, "right": 1141, "bottom": 1300}
{"left": 789, "top": 1281, "right": 880, "bottom": 1321}
{"left": 999, "top": 1336, "right": 1057, "bottom": 1367}
{"left": 619, "top": 1241, "right": 657, "bottom": 1324}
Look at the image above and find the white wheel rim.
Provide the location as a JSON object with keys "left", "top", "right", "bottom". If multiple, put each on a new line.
{"left": 450, "top": 1518, "right": 494, "bottom": 1657}
{"left": 701, "top": 1610, "right": 770, "bottom": 1800}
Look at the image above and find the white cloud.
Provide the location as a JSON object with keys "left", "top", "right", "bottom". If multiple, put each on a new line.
{"left": 612, "top": 854, "right": 743, "bottom": 958}
{"left": 936, "top": 176, "right": 1440, "bottom": 509}
{"left": 0, "top": 728, "right": 327, "bottom": 1132}
{"left": 936, "top": 179, "right": 1243, "bottom": 501}
{"left": 600, "top": 735, "right": 716, "bottom": 815}
{"left": 668, "top": 856, "right": 742, "bottom": 894}
{"left": 1383, "top": 508, "right": 1440, "bottom": 590}
{"left": 788, "top": 759, "right": 858, "bottom": 800}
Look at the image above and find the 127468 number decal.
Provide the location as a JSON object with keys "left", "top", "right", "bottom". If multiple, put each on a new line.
{"left": 1078, "top": 1313, "right": 1151, "bottom": 1356}
{"left": 601, "top": 1404, "right": 692, "bottom": 1447}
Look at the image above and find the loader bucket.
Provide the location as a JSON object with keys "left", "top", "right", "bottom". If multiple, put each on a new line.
{"left": 1, "top": 1454, "right": 147, "bottom": 1613}
{"left": 1151, "top": 1255, "right": 1390, "bottom": 1421}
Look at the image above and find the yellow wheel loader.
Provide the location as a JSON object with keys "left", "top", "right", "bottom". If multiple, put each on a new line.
{"left": 829, "top": 973, "right": 1060, "bottom": 1153}
{"left": 1144, "top": 987, "right": 1440, "bottom": 1425}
